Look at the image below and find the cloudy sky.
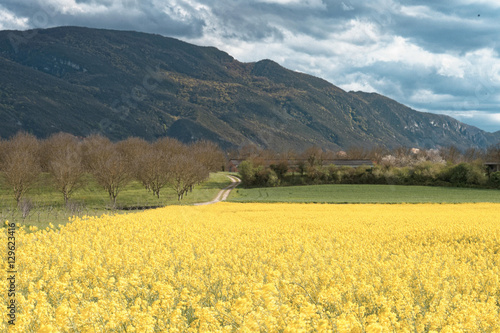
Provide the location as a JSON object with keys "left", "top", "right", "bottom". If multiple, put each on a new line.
{"left": 1, "top": 0, "right": 500, "bottom": 132}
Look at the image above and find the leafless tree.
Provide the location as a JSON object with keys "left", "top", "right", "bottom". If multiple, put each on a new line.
{"left": 301, "top": 146, "right": 324, "bottom": 166}
{"left": 463, "top": 147, "right": 485, "bottom": 163}
{"left": 486, "top": 143, "right": 500, "bottom": 162}
{"left": 133, "top": 138, "right": 177, "bottom": 199}
{"left": 367, "top": 146, "right": 389, "bottom": 164}
{"left": 82, "top": 134, "right": 131, "bottom": 207}
{"left": 439, "top": 145, "right": 463, "bottom": 164}
{"left": 191, "top": 140, "right": 225, "bottom": 173}
{"left": 135, "top": 137, "right": 198, "bottom": 200}
{"left": 169, "top": 153, "right": 192, "bottom": 201}
{"left": 157, "top": 140, "right": 212, "bottom": 201}
{"left": 345, "top": 146, "right": 370, "bottom": 159}
{"left": 42, "top": 132, "right": 85, "bottom": 205}
{"left": 169, "top": 153, "right": 207, "bottom": 200}
{"left": 0, "top": 132, "right": 41, "bottom": 205}
{"left": 238, "top": 144, "right": 261, "bottom": 160}
{"left": 115, "top": 137, "right": 150, "bottom": 185}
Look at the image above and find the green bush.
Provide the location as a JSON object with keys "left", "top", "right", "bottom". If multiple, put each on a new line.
{"left": 394, "top": 167, "right": 411, "bottom": 185}
{"left": 440, "top": 163, "right": 487, "bottom": 186}
{"left": 339, "top": 166, "right": 356, "bottom": 184}
{"left": 466, "top": 163, "right": 487, "bottom": 186}
{"left": 489, "top": 171, "right": 500, "bottom": 188}
{"left": 449, "top": 163, "right": 469, "bottom": 185}
{"left": 411, "top": 161, "right": 443, "bottom": 185}
{"left": 306, "top": 165, "right": 328, "bottom": 184}
{"left": 355, "top": 165, "right": 375, "bottom": 184}
{"left": 371, "top": 165, "right": 386, "bottom": 184}
{"left": 255, "top": 168, "right": 278, "bottom": 187}
{"left": 327, "top": 165, "right": 342, "bottom": 183}
{"left": 238, "top": 158, "right": 492, "bottom": 189}
{"left": 270, "top": 161, "right": 288, "bottom": 181}
{"left": 238, "top": 160, "right": 257, "bottom": 187}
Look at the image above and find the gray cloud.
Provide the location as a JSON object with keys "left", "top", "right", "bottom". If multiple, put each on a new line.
{"left": 1, "top": 0, "right": 500, "bottom": 132}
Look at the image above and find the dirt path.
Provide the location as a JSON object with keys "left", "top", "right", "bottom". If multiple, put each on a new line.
{"left": 194, "top": 175, "right": 241, "bottom": 206}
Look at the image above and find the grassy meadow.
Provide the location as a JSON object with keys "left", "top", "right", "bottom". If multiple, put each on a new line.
{"left": 228, "top": 183, "right": 500, "bottom": 203}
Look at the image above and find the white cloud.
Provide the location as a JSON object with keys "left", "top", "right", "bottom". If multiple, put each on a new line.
{"left": 458, "top": 0, "right": 500, "bottom": 8}
{"left": 0, "top": 5, "right": 29, "bottom": 30}
{"left": 256, "top": 0, "right": 325, "bottom": 8}
{"left": 436, "top": 110, "right": 500, "bottom": 124}
{"left": 341, "top": 2, "right": 354, "bottom": 11}
{"left": 39, "top": 0, "right": 103, "bottom": 15}
{"left": 410, "top": 89, "right": 456, "bottom": 104}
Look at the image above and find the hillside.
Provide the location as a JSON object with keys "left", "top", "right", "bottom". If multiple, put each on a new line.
{"left": 1, "top": 26, "right": 499, "bottom": 150}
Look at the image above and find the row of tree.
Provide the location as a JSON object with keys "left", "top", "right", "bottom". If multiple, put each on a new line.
{"left": 237, "top": 145, "right": 500, "bottom": 188}
{"left": 239, "top": 160, "right": 500, "bottom": 188}
{"left": 0, "top": 132, "right": 225, "bottom": 207}
{"left": 231, "top": 144, "right": 500, "bottom": 167}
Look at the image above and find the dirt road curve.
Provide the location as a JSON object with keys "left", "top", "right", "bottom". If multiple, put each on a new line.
{"left": 194, "top": 175, "right": 241, "bottom": 206}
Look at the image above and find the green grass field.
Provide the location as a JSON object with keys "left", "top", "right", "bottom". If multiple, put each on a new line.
{"left": 0, "top": 172, "right": 233, "bottom": 228}
{"left": 228, "top": 183, "right": 500, "bottom": 203}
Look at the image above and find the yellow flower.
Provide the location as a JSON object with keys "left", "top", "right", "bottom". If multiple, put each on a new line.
{"left": 7, "top": 203, "right": 500, "bottom": 332}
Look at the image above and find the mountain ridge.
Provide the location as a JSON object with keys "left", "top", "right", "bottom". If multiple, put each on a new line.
{"left": 1, "top": 26, "right": 499, "bottom": 150}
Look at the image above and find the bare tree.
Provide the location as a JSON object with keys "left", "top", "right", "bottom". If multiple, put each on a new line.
{"left": 169, "top": 153, "right": 192, "bottom": 201}
{"left": 158, "top": 139, "right": 211, "bottom": 201}
{"left": 463, "top": 147, "right": 485, "bottom": 163}
{"left": 115, "top": 137, "right": 150, "bottom": 187}
{"left": 134, "top": 138, "right": 176, "bottom": 199}
{"left": 238, "top": 144, "right": 261, "bottom": 160}
{"left": 0, "top": 132, "right": 41, "bottom": 205}
{"left": 191, "top": 140, "right": 225, "bottom": 173}
{"left": 345, "top": 146, "right": 370, "bottom": 160}
{"left": 440, "top": 145, "right": 463, "bottom": 164}
{"left": 486, "top": 143, "right": 500, "bottom": 162}
{"left": 82, "top": 135, "right": 131, "bottom": 207}
{"left": 367, "top": 146, "right": 389, "bottom": 164}
{"left": 301, "top": 146, "right": 324, "bottom": 167}
{"left": 169, "top": 153, "right": 206, "bottom": 201}
{"left": 42, "top": 133, "right": 85, "bottom": 205}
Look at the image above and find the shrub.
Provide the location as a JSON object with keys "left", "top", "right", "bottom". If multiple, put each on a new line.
{"left": 411, "top": 161, "right": 443, "bottom": 185}
{"left": 449, "top": 163, "right": 469, "bottom": 185}
{"left": 489, "top": 171, "right": 500, "bottom": 188}
{"left": 354, "top": 165, "right": 373, "bottom": 184}
{"left": 466, "top": 163, "right": 487, "bottom": 186}
{"left": 327, "top": 165, "right": 342, "bottom": 183}
{"left": 270, "top": 161, "right": 289, "bottom": 181}
{"left": 394, "top": 167, "right": 411, "bottom": 185}
{"left": 238, "top": 160, "right": 257, "bottom": 187}
{"left": 255, "top": 168, "right": 278, "bottom": 187}
{"left": 339, "top": 166, "right": 356, "bottom": 184}
{"left": 440, "top": 163, "right": 487, "bottom": 186}
{"left": 306, "top": 165, "right": 328, "bottom": 184}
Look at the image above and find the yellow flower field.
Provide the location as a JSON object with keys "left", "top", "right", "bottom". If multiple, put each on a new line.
{"left": 2, "top": 203, "right": 500, "bottom": 332}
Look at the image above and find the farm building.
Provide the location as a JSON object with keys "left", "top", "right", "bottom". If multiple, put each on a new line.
{"left": 227, "top": 159, "right": 374, "bottom": 173}
{"left": 484, "top": 162, "right": 500, "bottom": 173}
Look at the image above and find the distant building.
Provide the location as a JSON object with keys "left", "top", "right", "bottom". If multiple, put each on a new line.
{"left": 228, "top": 159, "right": 243, "bottom": 173}
{"left": 227, "top": 159, "right": 374, "bottom": 173}
{"left": 323, "top": 159, "right": 374, "bottom": 168}
{"left": 484, "top": 162, "right": 500, "bottom": 173}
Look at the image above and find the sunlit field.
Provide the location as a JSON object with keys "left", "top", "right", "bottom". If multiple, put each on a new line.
{"left": 3, "top": 203, "right": 500, "bottom": 332}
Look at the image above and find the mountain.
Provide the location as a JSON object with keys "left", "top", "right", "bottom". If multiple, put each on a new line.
{"left": 1, "top": 26, "right": 499, "bottom": 150}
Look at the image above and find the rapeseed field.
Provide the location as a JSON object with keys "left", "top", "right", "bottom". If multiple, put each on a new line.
{"left": 2, "top": 203, "right": 500, "bottom": 332}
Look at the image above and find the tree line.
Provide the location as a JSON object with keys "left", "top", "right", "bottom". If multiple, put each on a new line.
{"left": 235, "top": 144, "right": 500, "bottom": 188}
{"left": 0, "top": 132, "right": 225, "bottom": 207}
